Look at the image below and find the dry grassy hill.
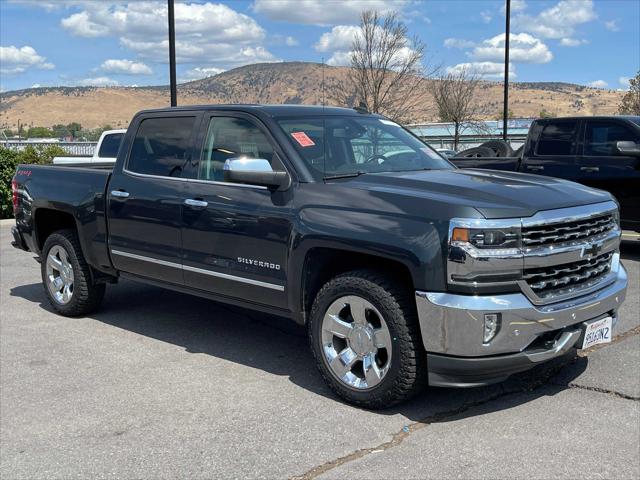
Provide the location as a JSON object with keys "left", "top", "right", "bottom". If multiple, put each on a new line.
{"left": 0, "top": 62, "right": 625, "bottom": 130}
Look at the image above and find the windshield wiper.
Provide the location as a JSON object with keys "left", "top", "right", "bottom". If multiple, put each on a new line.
{"left": 323, "top": 171, "right": 367, "bottom": 180}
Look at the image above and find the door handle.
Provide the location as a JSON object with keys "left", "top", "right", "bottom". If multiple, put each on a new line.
{"left": 580, "top": 166, "right": 600, "bottom": 173}
{"left": 111, "top": 190, "right": 130, "bottom": 198}
{"left": 526, "top": 165, "right": 544, "bottom": 172}
{"left": 184, "top": 198, "right": 208, "bottom": 208}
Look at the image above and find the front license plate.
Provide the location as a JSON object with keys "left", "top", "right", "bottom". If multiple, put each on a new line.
{"left": 581, "top": 317, "right": 612, "bottom": 349}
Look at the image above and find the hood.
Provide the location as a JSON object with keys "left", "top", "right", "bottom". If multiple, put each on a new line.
{"left": 344, "top": 168, "right": 613, "bottom": 219}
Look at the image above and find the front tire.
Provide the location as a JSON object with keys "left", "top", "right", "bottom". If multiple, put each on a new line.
{"left": 308, "top": 270, "right": 427, "bottom": 409}
{"left": 41, "top": 229, "right": 105, "bottom": 316}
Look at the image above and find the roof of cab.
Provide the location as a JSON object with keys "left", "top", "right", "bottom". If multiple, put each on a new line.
{"left": 136, "top": 104, "right": 374, "bottom": 118}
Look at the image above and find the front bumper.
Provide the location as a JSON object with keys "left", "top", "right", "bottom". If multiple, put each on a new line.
{"left": 416, "top": 259, "right": 627, "bottom": 387}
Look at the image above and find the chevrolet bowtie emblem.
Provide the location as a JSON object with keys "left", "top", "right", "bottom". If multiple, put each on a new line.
{"left": 582, "top": 243, "right": 602, "bottom": 258}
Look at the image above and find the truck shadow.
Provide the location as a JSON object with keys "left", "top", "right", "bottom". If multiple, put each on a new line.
{"left": 10, "top": 279, "right": 588, "bottom": 422}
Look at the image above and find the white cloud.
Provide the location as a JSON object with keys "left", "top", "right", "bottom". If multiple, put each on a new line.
{"left": 252, "top": 0, "right": 407, "bottom": 26}
{"left": 619, "top": 76, "right": 631, "bottom": 88}
{"left": 315, "top": 25, "right": 360, "bottom": 52}
{"left": 604, "top": 20, "right": 620, "bottom": 32}
{"left": 285, "top": 36, "right": 299, "bottom": 47}
{"left": 60, "top": 2, "right": 278, "bottom": 70}
{"left": 559, "top": 38, "right": 588, "bottom": 47}
{"left": 61, "top": 10, "right": 110, "bottom": 37}
{"left": 444, "top": 38, "right": 476, "bottom": 49}
{"left": 446, "top": 62, "right": 516, "bottom": 79}
{"left": 480, "top": 11, "right": 492, "bottom": 23}
{"left": 472, "top": 33, "right": 552, "bottom": 64}
{"left": 588, "top": 80, "right": 608, "bottom": 88}
{"left": 77, "top": 76, "right": 120, "bottom": 87}
{"left": 179, "top": 66, "right": 226, "bottom": 83}
{"left": 31, "top": 83, "right": 41, "bottom": 88}
{"left": 0, "top": 45, "right": 55, "bottom": 75}
{"left": 100, "top": 59, "right": 152, "bottom": 75}
{"left": 514, "top": 0, "right": 596, "bottom": 40}
{"left": 314, "top": 24, "right": 418, "bottom": 68}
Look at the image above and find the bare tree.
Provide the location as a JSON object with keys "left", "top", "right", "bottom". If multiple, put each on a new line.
{"left": 343, "top": 10, "right": 432, "bottom": 123}
{"left": 429, "top": 68, "right": 484, "bottom": 150}
{"left": 618, "top": 71, "right": 640, "bottom": 115}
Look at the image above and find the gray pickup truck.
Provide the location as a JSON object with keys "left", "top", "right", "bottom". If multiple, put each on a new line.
{"left": 11, "top": 105, "right": 629, "bottom": 408}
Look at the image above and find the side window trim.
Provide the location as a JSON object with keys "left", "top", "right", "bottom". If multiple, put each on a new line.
{"left": 123, "top": 112, "right": 201, "bottom": 179}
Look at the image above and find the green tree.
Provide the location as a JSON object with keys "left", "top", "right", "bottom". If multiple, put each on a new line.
{"left": 539, "top": 109, "right": 555, "bottom": 118}
{"left": 52, "top": 124, "right": 71, "bottom": 138}
{"left": 26, "top": 126, "right": 54, "bottom": 138}
{"left": 66, "top": 122, "right": 83, "bottom": 138}
{"left": 618, "top": 71, "right": 640, "bottom": 115}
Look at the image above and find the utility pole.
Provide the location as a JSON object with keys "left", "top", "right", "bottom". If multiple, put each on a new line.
{"left": 502, "top": 0, "right": 511, "bottom": 140}
{"left": 168, "top": 0, "right": 177, "bottom": 107}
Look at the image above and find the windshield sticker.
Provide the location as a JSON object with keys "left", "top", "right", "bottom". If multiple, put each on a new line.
{"left": 291, "top": 131, "right": 316, "bottom": 147}
{"left": 379, "top": 119, "right": 400, "bottom": 127}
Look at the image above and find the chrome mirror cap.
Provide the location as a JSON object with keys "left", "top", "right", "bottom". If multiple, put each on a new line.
{"left": 224, "top": 158, "right": 274, "bottom": 172}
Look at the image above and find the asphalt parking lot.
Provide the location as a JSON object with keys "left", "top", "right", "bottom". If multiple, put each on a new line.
{"left": 1, "top": 222, "right": 638, "bottom": 479}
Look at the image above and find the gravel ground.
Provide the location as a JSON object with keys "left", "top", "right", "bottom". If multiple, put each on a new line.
{"left": 1, "top": 223, "right": 638, "bottom": 480}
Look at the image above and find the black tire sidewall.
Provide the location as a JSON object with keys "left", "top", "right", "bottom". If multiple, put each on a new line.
{"left": 41, "top": 230, "right": 102, "bottom": 316}
{"left": 309, "top": 274, "right": 414, "bottom": 407}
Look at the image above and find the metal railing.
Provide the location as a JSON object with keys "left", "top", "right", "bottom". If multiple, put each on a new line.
{"left": 1, "top": 141, "right": 97, "bottom": 156}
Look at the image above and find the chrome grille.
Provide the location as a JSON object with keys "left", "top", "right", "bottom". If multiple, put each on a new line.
{"left": 523, "top": 251, "right": 613, "bottom": 299}
{"left": 522, "top": 213, "right": 616, "bottom": 247}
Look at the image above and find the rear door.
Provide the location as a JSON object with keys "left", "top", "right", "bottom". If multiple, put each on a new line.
{"left": 180, "top": 112, "right": 294, "bottom": 309}
{"left": 522, "top": 119, "right": 581, "bottom": 181}
{"left": 107, "top": 113, "right": 200, "bottom": 285}
{"left": 579, "top": 119, "right": 640, "bottom": 229}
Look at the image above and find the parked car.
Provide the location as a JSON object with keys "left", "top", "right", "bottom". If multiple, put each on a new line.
{"left": 11, "top": 105, "right": 628, "bottom": 408}
{"left": 53, "top": 129, "right": 126, "bottom": 165}
{"left": 450, "top": 116, "right": 640, "bottom": 231}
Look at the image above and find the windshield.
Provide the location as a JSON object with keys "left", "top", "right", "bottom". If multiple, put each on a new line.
{"left": 276, "top": 116, "right": 453, "bottom": 180}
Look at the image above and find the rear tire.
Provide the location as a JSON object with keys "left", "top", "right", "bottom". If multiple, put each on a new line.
{"left": 308, "top": 269, "right": 427, "bottom": 409}
{"left": 479, "top": 140, "right": 514, "bottom": 157}
{"left": 41, "top": 229, "right": 106, "bottom": 316}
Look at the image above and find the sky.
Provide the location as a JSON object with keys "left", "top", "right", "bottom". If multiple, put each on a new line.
{"left": 0, "top": 0, "right": 638, "bottom": 93}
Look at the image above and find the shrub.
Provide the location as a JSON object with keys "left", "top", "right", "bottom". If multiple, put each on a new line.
{"left": 0, "top": 145, "right": 66, "bottom": 219}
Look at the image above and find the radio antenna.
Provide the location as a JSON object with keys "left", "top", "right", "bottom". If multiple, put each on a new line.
{"left": 321, "top": 57, "right": 326, "bottom": 110}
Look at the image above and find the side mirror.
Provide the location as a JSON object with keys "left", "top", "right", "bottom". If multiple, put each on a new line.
{"left": 223, "top": 158, "right": 290, "bottom": 190}
{"left": 616, "top": 141, "right": 640, "bottom": 157}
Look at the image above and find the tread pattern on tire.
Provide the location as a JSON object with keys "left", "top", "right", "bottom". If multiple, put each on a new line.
{"left": 41, "top": 229, "right": 106, "bottom": 316}
{"left": 308, "top": 269, "right": 428, "bottom": 409}
{"left": 479, "top": 140, "right": 514, "bottom": 157}
{"left": 453, "top": 146, "right": 495, "bottom": 158}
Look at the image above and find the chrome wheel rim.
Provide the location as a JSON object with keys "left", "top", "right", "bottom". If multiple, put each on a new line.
{"left": 321, "top": 295, "right": 392, "bottom": 390}
{"left": 46, "top": 245, "right": 74, "bottom": 305}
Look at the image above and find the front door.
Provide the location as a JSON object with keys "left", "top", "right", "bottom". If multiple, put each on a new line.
{"left": 181, "top": 113, "right": 294, "bottom": 309}
{"left": 108, "top": 113, "right": 199, "bottom": 284}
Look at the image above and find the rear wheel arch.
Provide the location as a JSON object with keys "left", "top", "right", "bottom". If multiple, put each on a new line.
{"left": 34, "top": 208, "right": 77, "bottom": 252}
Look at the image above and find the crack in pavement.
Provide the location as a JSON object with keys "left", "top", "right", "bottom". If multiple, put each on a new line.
{"left": 291, "top": 327, "right": 640, "bottom": 480}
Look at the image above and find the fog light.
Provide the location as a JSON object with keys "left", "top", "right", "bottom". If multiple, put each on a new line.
{"left": 483, "top": 313, "right": 501, "bottom": 344}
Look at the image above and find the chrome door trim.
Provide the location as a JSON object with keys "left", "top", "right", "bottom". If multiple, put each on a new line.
{"left": 182, "top": 264, "right": 285, "bottom": 291}
{"left": 184, "top": 198, "right": 209, "bottom": 208}
{"left": 111, "top": 249, "right": 183, "bottom": 269}
{"left": 110, "top": 249, "right": 284, "bottom": 291}
{"left": 110, "top": 190, "right": 130, "bottom": 198}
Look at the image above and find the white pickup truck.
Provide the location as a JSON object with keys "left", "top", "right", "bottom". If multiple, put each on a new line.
{"left": 53, "top": 129, "right": 125, "bottom": 165}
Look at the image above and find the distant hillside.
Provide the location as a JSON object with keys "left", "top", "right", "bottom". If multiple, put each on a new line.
{"left": 0, "top": 62, "right": 624, "bottom": 130}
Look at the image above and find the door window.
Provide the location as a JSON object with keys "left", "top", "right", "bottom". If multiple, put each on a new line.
{"left": 98, "top": 133, "right": 123, "bottom": 158}
{"left": 584, "top": 122, "right": 636, "bottom": 156}
{"left": 536, "top": 121, "right": 577, "bottom": 156}
{"left": 199, "top": 117, "right": 274, "bottom": 182}
{"left": 127, "top": 116, "right": 196, "bottom": 177}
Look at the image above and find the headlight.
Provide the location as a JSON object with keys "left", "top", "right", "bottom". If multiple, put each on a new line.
{"left": 447, "top": 219, "right": 523, "bottom": 291}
